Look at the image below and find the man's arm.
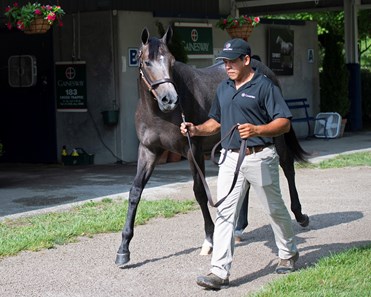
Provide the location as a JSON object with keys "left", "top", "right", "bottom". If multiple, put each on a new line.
{"left": 237, "top": 118, "right": 290, "bottom": 139}
{"left": 180, "top": 118, "right": 221, "bottom": 137}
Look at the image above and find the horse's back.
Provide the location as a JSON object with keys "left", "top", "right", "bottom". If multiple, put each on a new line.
{"left": 173, "top": 61, "right": 226, "bottom": 124}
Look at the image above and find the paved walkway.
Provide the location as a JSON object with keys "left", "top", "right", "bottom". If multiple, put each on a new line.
{"left": 0, "top": 131, "right": 370, "bottom": 221}
{"left": 0, "top": 137, "right": 370, "bottom": 296}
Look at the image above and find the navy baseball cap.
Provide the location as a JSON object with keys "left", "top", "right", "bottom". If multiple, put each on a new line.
{"left": 216, "top": 38, "right": 251, "bottom": 60}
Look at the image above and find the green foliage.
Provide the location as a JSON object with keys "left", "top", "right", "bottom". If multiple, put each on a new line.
{"left": 156, "top": 21, "right": 188, "bottom": 63}
{"left": 251, "top": 245, "right": 371, "bottom": 297}
{"left": 265, "top": 12, "right": 344, "bottom": 36}
{"left": 358, "top": 9, "right": 371, "bottom": 41}
{"left": 4, "top": 2, "right": 65, "bottom": 30}
{"left": 319, "top": 32, "right": 350, "bottom": 117}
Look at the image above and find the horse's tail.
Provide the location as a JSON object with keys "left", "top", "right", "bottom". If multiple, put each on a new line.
{"left": 284, "top": 126, "right": 310, "bottom": 163}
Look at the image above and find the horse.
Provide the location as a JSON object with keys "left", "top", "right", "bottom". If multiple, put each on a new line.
{"left": 115, "top": 27, "right": 309, "bottom": 267}
{"left": 276, "top": 36, "right": 293, "bottom": 55}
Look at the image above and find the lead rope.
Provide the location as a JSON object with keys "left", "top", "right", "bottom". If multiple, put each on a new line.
{"left": 181, "top": 112, "right": 247, "bottom": 208}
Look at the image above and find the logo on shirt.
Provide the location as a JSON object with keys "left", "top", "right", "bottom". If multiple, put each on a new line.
{"left": 241, "top": 93, "right": 255, "bottom": 99}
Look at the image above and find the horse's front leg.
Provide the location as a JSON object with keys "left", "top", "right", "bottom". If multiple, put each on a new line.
{"left": 187, "top": 145, "right": 214, "bottom": 255}
{"left": 115, "top": 145, "right": 158, "bottom": 267}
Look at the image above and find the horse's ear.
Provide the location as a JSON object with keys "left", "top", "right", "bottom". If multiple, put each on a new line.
{"left": 162, "top": 26, "right": 173, "bottom": 45}
{"left": 141, "top": 27, "right": 150, "bottom": 45}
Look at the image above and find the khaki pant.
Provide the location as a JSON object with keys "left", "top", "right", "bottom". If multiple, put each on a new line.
{"left": 210, "top": 146, "right": 297, "bottom": 279}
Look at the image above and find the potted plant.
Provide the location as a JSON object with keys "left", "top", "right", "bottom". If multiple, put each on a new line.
{"left": 4, "top": 2, "right": 65, "bottom": 34}
{"left": 216, "top": 15, "right": 260, "bottom": 41}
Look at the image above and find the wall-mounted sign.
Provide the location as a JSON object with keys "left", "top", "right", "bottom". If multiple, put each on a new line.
{"left": 56, "top": 61, "right": 87, "bottom": 112}
{"left": 307, "top": 49, "right": 314, "bottom": 63}
{"left": 268, "top": 28, "right": 294, "bottom": 75}
{"left": 173, "top": 22, "right": 213, "bottom": 59}
{"left": 128, "top": 48, "right": 139, "bottom": 67}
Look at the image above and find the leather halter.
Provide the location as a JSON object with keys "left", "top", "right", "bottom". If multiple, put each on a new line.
{"left": 138, "top": 50, "right": 176, "bottom": 97}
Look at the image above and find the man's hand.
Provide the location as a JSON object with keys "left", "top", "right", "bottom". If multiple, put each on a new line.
{"left": 180, "top": 122, "right": 196, "bottom": 137}
{"left": 237, "top": 123, "right": 258, "bottom": 139}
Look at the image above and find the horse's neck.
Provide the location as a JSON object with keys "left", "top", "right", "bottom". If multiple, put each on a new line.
{"left": 137, "top": 81, "right": 158, "bottom": 116}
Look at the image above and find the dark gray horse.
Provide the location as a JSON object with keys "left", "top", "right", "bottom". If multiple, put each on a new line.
{"left": 115, "top": 27, "right": 309, "bottom": 267}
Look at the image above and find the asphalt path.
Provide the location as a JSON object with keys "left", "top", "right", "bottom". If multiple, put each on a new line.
{"left": 0, "top": 132, "right": 371, "bottom": 296}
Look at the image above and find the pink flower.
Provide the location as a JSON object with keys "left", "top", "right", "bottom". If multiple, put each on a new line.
{"left": 34, "top": 9, "right": 42, "bottom": 15}
{"left": 254, "top": 17, "right": 260, "bottom": 23}
{"left": 13, "top": 2, "right": 19, "bottom": 7}
{"left": 16, "top": 20, "right": 24, "bottom": 30}
{"left": 5, "top": 6, "right": 11, "bottom": 12}
{"left": 47, "top": 12, "right": 56, "bottom": 22}
{"left": 58, "top": 20, "right": 63, "bottom": 27}
{"left": 6, "top": 22, "right": 12, "bottom": 30}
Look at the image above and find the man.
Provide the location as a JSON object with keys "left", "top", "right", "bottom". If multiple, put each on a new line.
{"left": 234, "top": 54, "right": 262, "bottom": 243}
{"left": 180, "top": 39, "right": 298, "bottom": 290}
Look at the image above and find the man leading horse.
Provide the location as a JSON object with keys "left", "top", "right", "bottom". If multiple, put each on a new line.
{"left": 180, "top": 38, "right": 299, "bottom": 290}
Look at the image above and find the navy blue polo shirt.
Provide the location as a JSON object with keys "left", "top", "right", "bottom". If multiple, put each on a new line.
{"left": 209, "top": 71, "right": 292, "bottom": 149}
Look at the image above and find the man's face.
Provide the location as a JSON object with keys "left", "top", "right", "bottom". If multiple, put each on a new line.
{"left": 223, "top": 55, "right": 250, "bottom": 81}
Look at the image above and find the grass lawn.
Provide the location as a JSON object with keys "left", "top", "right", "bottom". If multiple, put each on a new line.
{"left": 0, "top": 198, "right": 196, "bottom": 257}
{"left": 251, "top": 245, "right": 371, "bottom": 297}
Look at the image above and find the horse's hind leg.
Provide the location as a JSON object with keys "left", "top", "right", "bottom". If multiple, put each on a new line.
{"left": 279, "top": 155, "right": 309, "bottom": 227}
{"left": 115, "top": 145, "right": 158, "bottom": 267}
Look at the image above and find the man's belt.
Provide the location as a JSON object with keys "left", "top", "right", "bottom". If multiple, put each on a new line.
{"left": 231, "top": 143, "right": 272, "bottom": 155}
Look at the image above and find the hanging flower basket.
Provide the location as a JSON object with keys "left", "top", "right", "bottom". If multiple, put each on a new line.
{"left": 226, "top": 23, "right": 254, "bottom": 41}
{"left": 216, "top": 15, "right": 260, "bottom": 41}
{"left": 23, "top": 16, "right": 51, "bottom": 34}
{"left": 4, "top": 2, "right": 65, "bottom": 34}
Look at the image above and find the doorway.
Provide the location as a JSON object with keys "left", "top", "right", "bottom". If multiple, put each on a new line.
{"left": 0, "top": 28, "right": 57, "bottom": 163}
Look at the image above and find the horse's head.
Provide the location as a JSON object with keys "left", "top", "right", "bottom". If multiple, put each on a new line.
{"left": 138, "top": 27, "right": 178, "bottom": 113}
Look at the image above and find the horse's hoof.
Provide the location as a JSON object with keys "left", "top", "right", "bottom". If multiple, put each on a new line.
{"left": 199, "top": 244, "right": 213, "bottom": 255}
{"left": 298, "top": 214, "right": 309, "bottom": 227}
{"left": 115, "top": 253, "right": 130, "bottom": 267}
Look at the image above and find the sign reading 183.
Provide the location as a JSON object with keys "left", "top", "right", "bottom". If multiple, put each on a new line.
{"left": 55, "top": 61, "right": 87, "bottom": 112}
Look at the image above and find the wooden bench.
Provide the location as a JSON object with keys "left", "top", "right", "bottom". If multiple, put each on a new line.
{"left": 285, "top": 98, "right": 327, "bottom": 138}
